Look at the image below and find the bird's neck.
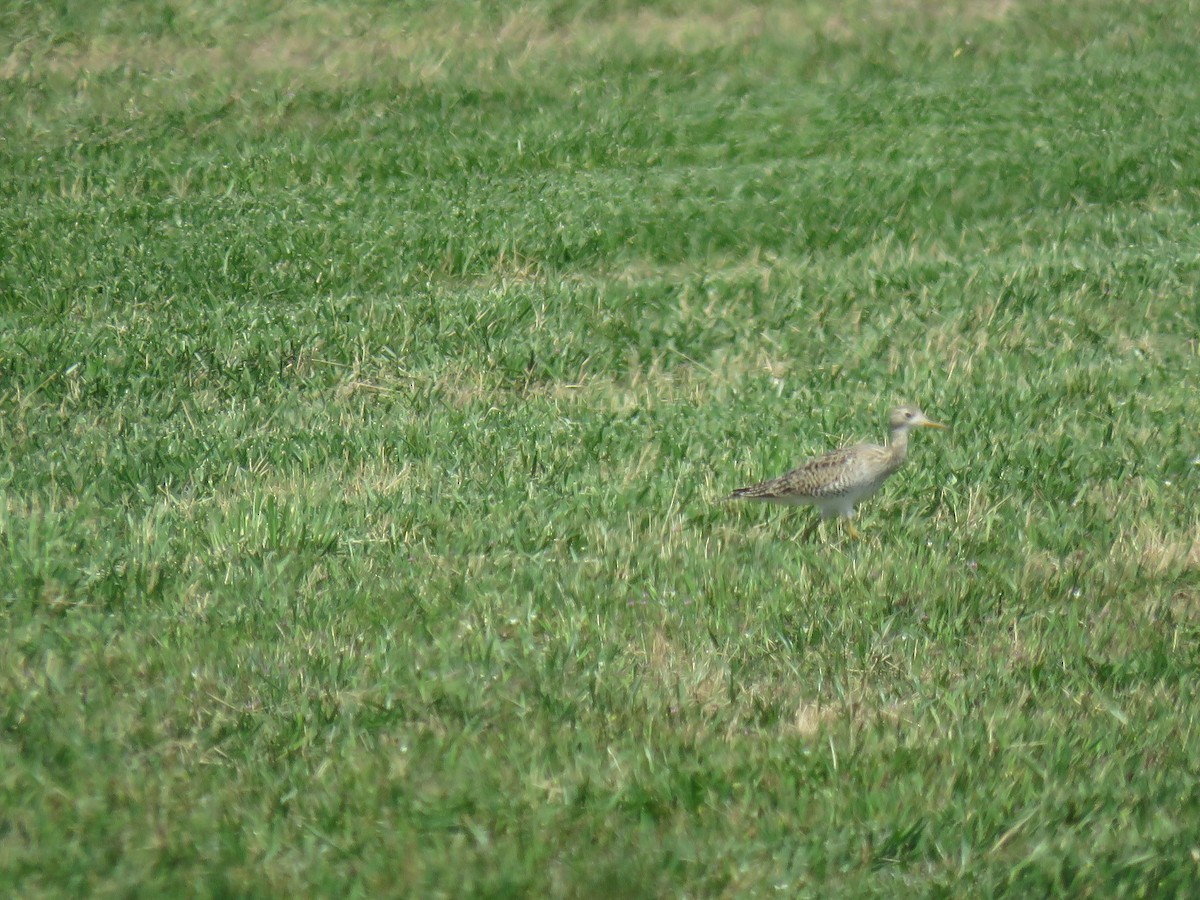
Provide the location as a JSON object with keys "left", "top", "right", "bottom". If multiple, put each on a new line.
{"left": 887, "top": 426, "right": 911, "bottom": 467}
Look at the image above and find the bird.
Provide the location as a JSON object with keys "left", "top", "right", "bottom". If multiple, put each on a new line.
{"left": 728, "top": 405, "right": 946, "bottom": 540}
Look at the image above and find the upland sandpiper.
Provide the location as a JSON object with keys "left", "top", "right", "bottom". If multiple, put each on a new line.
{"left": 729, "top": 405, "right": 946, "bottom": 540}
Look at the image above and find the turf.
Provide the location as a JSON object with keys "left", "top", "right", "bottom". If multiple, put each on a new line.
{"left": 2, "top": 0, "right": 1200, "bottom": 895}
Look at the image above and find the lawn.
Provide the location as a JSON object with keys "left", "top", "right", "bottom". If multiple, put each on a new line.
{"left": 2, "top": 0, "right": 1200, "bottom": 895}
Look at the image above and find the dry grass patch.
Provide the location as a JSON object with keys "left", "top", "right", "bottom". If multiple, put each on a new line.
{"left": 631, "top": 629, "right": 905, "bottom": 740}
{"left": 821, "top": 0, "right": 1017, "bottom": 39}
{"left": 1163, "top": 587, "right": 1200, "bottom": 625}
{"left": 790, "top": 699, "right": 846, "bottom": 737}
{"left": 4, "top": 0, "right": 1030, "bottom": 87}
{"left": 1123, "top": 525, "right": 1200, "bottom": 576}
{"left": 1022, "top": 547, "right": 1087, "bottom": 585}
{"left": 637, "top": 629, "right": 730, "bottom": 719}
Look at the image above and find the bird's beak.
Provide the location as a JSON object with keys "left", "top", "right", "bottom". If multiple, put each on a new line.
{"left": 920, "top": 418, "right": 947, "bottom": 430}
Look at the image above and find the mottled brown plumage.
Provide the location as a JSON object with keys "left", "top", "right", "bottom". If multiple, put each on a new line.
{"left": 730, "top": 405, "right": 945, "bottom": 538}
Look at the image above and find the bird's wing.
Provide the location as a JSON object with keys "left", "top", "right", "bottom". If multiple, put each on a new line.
{"left": 730, "top": 444, "right": 863, "bottom": 500}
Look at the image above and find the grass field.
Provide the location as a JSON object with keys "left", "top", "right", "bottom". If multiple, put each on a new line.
{"left": 3, "top": 0, "right": 1200, "bottom": 895}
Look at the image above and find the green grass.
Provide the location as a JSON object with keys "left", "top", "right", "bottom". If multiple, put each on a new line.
{"left": 3, "top": 0, "right": 1200, "bottom": 895}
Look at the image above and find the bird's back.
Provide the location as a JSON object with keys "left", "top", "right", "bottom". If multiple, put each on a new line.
{"left": 731, "top": 442, "right": 895, "bottom": 503}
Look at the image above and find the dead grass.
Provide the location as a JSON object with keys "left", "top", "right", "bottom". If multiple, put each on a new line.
{"left": 791, "top": 699, "right": 845, "bottom": 736}
{"left": 821, "top": 0, "right": 1016, "bottom": 42}
{"left": 632, "top": 628, "right": 909, "bottom": 740}
{"left": 1021, "top": 517, "right": 1199, "bottom": 603}
{"left": 1126, "top": 525, "right": 1200, "bottom": 576}
{"left": 3, "top": 0, "right": 1025, "bottom": 86}
{"left": 639, "top": 629, "right": 729, "bottom": 716}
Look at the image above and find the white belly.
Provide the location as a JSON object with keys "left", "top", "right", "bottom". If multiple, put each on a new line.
{"left": 811, "top": 480, "right": 884, "bottom": 519}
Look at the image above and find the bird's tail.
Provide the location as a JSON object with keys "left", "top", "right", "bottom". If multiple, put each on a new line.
{"left": 728, "top": 483, "right": 772, "bottom": 501}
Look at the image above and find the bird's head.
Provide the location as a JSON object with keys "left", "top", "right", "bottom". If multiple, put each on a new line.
{"left": 889, "top": 405, "right": 946, "bottom": 432}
